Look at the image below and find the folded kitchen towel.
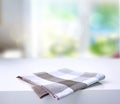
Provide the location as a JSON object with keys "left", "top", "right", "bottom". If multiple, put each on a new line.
{"left": 17, "top": 69, "right": 105, "bottom": 100}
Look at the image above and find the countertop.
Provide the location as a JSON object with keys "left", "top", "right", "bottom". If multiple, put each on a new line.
{"left": 0, "top": 58, "right": 120, "bottom": 91}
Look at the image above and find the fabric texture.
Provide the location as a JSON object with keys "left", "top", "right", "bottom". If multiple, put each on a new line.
{"left": 17, "top": 69, "right": 105, "bottom": 100}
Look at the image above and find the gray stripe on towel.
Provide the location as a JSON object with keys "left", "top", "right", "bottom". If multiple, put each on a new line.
{"left": 34, "top": 72, "right": 87, "bottom": 91}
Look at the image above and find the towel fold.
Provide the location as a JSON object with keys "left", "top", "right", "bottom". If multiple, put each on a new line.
{"left": 17, "top": 69, "right": 105, "bottom": 100}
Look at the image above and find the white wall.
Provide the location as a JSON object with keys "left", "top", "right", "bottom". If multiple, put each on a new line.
{"left": 0, "top": 0, "right": 25, "bottom": 50}
{"left": 0, "top": 0, "right": 1, "bottom": 24}
{"left": 1, "top": 0, "right": 23, "bottom": 35}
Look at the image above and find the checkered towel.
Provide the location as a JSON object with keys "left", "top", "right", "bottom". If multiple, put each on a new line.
{"left": 17, "top": 69, "right": 105, "bottom": 100}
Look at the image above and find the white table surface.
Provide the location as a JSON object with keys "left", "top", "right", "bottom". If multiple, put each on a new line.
{"left": 0, "top": 58, "right": 120, "bottom": 91}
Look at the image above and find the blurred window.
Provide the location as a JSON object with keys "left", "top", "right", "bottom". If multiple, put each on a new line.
{"left": 38, "top": 0, "right": 81, "bottom": 57}
{"left": 89, "top": 2, "right": 119, "bottom": 57}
